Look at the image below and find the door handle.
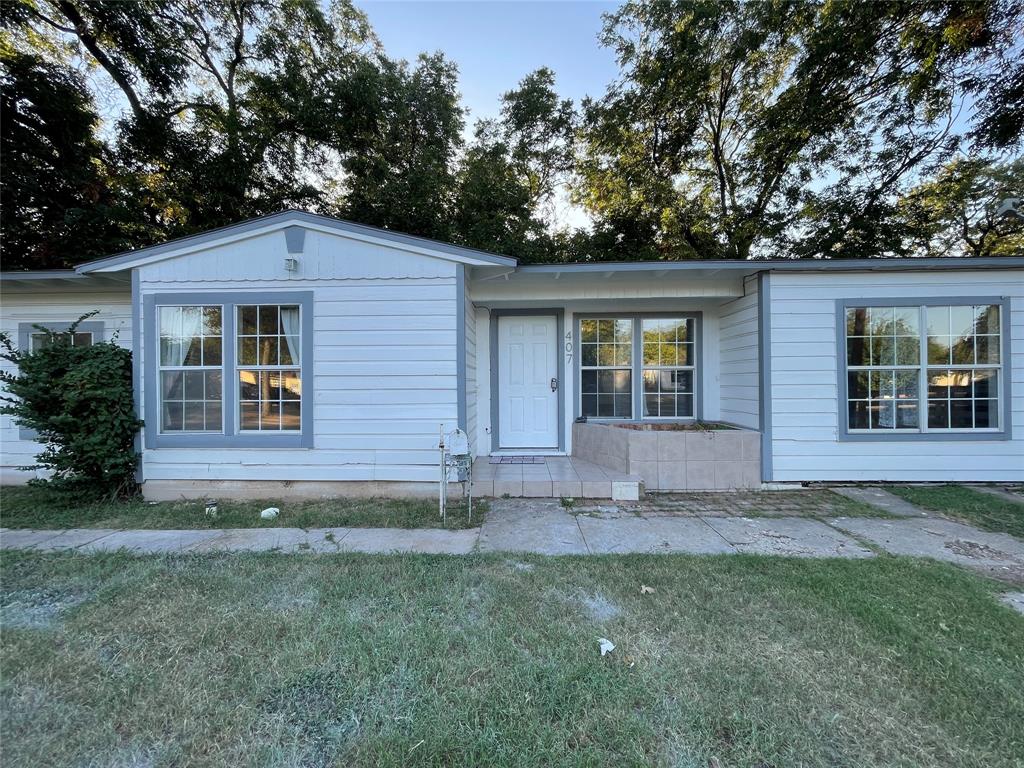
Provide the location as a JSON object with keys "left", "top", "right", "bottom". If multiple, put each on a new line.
{"left": 550, "top": 377, "right": 558, "bottom": 392}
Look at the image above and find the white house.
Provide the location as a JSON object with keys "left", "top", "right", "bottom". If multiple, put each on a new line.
{"left": 2, "top": 210, "right": 1021, "bottom": 499}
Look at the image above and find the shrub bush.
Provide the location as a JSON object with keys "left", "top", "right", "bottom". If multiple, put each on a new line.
{"left": 0, "top": 314, "right": 142, "bottom": 497}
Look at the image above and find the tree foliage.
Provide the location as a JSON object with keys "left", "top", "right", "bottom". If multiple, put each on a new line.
{"left": 578, "top": 0, "right": 1023, "bottom": 260}
{"left": 0, "top": 0, "right": 1020, "bottom": 267}
{"left": 0, "top": 315, "right": 142, "bottom": 496}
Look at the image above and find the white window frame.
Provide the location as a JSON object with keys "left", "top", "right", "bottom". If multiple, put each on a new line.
{"left": 156, "top": 304, "right": 225, "bottom": 435}
{"left": 236, "top": 303, "right": 303, "bottom": 434}
{"left": 837, "top": 297, "right": 1011, "bottom": 442}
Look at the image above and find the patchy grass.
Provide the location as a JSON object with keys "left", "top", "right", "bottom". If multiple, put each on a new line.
{"left": 887, "top": 485, "right": 1024, "bottom": 539}
{"left": 0, "top": 485, "right": 484, "bottom": 531}
{"left": 2, "top": 550, "right": 1023, "bottom": 767}
{"left": 631, "top": 489, "right": 889, "bottom": 519}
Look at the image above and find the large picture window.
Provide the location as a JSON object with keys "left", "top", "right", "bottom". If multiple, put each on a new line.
{"left": 145, "top": 292, "right": 312, "bottom": 448}
{"left": 579, "top": 315, "right": 700, "bottom": 420}
{"left": 842, "top": 301, "right": 1005, "bottom": 436}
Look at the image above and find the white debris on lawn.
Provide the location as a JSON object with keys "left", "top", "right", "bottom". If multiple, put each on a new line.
{"left": 598, "top": 637, "right": 615, "bottom": 656}
{"left": 260, "top": 507, "right": 280, "bottom": 519}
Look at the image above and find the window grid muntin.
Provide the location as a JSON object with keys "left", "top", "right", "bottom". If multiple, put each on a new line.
{"left": 845, "top": 303, "right": 1002, "bottom": 434}
{"left": 642, "top": 317, "right": 696, "bottom": 419}
{"left": 237, "top": 304, "right": 302, "bottom": 432}
{"left": 157, "top": 305, "right": 224, "bottom": 434}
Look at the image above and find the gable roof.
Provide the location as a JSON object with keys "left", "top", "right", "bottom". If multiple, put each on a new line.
{"left": 75, "top": 210, "right": 518, "bottom": 274}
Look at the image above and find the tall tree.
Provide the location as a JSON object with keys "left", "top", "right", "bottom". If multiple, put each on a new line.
{"left": 0, "top": 47, "right": 133, "bottom": 268}
{"left": 5, "top": 0, "right": 380, "bottom": 256}
{"left": 898, "top": 158, "right": 1024, "bottom": 257}
{"left": 578, "top": 0, "right": 1023, "bottom": 260}
{"left": 337, "top": 52, "right": 465, "bottom": 241}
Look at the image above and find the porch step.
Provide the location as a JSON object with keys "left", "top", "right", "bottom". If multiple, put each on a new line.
{"left": 471, "top": 456, "right": 643, "bottom": 501}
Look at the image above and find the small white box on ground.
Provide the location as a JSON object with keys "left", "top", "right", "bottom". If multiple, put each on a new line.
{"left": 611, "top": 481, "right": 641, "bottom": 502}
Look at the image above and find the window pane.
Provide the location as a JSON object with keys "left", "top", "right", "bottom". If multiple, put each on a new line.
{"left": 581, "top": 343, "right": 597, "bottom": 366}
{"left": 160, "top": 305, "right": 220, "bottom": 367}
{"left": 161, "top": 371, "right": 184, "bottom": 399}
{"left": 950, "top": 399, "right": 973, "bottom": 429}
{"left": 928, "top": 400, "right": 949, "bottom": 429}
{"left": 847, "top": 336, "right": 870, "bottom": 366}
{"left": 895, "top": 337, "right": 919, "bottom": 366}
{"left": 926, "top": 306, "right": 949, "bottom": 336}
{"left": 580, "top": 320, "right": 597, "bottom": 343}
{"left": 848, "top": 371, "right": 869, "bottom": 400}
{"left": 976, "top": 305, "right": 999, "bottom": 335}
{"left": 973, "top": 369, "right": 998, "bottom": 399}
{"left": 976, "top": 335, "right": 999, "bottom": 364}
{"left": 893, "top": 307, "right": 919, "bottom": 335}
{"left": 183, "top": 370, "right": 205, "bottom": 400}
{"left": 202, "top": 336, "right": 222, "bottom": 366}
{"left": 281, "top": 401, "right": 301, "bottom": 431}
{"left": 239, "top": 337, "right": 257, "bottom": 365}
{"left": 975, "top": 399, "right": 998, "bottom": 429}
{"left": 849, "top": 401, "right": 870, "bottom": 430}
{"left": 239, "top": 306, "right": 258, "bottom": 335}
{"left": 927, "top": 336, "right": 951, "bottom": 365}
{"left": 162, "top": 401, "right": 184, "bottom": 431}
{"left": 259, "top": 305, "right": 279, "bottom": 335}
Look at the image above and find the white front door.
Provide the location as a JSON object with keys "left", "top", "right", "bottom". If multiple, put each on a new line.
{"left": 498, "top": 315, "right": 559, "bottom": 449}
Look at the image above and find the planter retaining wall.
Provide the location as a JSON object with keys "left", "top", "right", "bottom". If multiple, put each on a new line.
{"left": 571, "top": 422, "right": 762, "bottom": 491}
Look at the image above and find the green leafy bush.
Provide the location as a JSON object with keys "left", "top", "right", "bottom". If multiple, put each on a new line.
{"left": 0, "top": 314, "right": 142, "bottom": 497}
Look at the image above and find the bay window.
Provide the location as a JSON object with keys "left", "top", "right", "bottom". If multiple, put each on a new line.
{"left": 579, "top": 314, "right": 700, "bottom": 420}
{"left": 841, "top": 299, "right": 1007, "bottom": 438}
{"left": 144, "top": 292, "right": 312, "bottom": 448}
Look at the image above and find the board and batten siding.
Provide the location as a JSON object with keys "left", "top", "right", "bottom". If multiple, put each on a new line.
{"left": 717, "top": 275, "right": 760, "bottom": 429}
{"left": 136, "top": 227, "right": 461, "bottom": 485}
{"left": 766, "top": 269, "right": 1024, "bottom": 482}
{"left": 0, "top": 288, "right": 132, "bottom": 482}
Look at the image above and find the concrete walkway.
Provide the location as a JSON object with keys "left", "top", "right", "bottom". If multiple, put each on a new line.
{"left": 3, "top": 498, "right": 1023, "bottom": 579}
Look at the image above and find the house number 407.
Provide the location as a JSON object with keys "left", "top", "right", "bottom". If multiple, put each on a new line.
{"left": 565, "top": 331, "right": 573, "bottom": 365}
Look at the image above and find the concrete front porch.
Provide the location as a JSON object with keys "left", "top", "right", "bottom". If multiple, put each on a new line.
{"left": 471, "top": 456, "right": 642, "bottom": 501}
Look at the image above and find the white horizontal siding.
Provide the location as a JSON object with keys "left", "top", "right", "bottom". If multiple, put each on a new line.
{"left": 718, "top": 278, "right": 760, "bottom": 429}
{"left": 767, "top": 269, "right": 1024, "bottom": 482}
{"left": 0, "top": 289, "right": 133, "bottom": 482}
{"left": 137, "top": 235, "right": 461, "bottom": 485}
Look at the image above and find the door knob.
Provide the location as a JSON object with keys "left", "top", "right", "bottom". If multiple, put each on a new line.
{"left": 550, "top": 378, "right": 558, "bottom": 391}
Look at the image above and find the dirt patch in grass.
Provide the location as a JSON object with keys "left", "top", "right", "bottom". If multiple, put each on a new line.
{"left": 0, "top": 587, "right": 90, "bottom": 630}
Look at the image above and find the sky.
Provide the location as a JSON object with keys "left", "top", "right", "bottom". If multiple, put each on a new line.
{"left": 357, "top": 0, "right": 621, "bottom": 131}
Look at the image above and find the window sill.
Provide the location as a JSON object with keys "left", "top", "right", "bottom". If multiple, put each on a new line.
{"left": 840, "top": 430, "right": 1010, "bottom": 442}
{"left": 147, "top": 432, "right": 313, "bottom": 449}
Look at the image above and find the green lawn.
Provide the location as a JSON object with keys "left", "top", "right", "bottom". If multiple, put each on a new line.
{"left": 887, "top": 485, "right": 1024, "bottom": 539}
{"left": 2, "top": 551, "right": 1022, "bottom": 767}
{"left": 0, "top": 486, "right": 483, "bottom": 531}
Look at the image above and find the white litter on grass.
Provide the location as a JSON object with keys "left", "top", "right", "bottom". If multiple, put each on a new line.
{"left": 598, "top": 637, "right": 615, "bottom": 656}
{"left": 260, "top": 507, "right": 280, "bottom": 519}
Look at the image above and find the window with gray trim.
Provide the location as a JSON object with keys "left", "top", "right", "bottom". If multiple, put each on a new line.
{"left": 145, "top": 291, "right": 313, "bottom": 449}
{"left": 579, "top": 315, "right": 699, "bottom": 420}
{"left": 844, "top": 303, "right": 1003, "bottom": 433}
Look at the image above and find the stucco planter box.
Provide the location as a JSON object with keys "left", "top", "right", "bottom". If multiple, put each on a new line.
{"left": 572, "top": 421, "right": 761, "bottom": 491}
